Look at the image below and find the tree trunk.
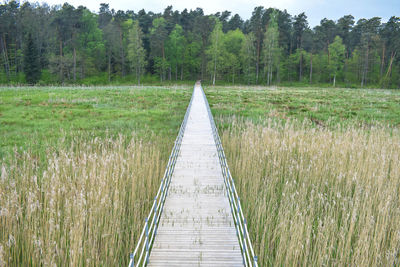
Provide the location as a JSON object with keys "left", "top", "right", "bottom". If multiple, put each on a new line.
{"left": 108, "top": 49, "right": 111, "bottom": 83}
{"left": 201, "top": 36, "right": 207, "bottom": 80}
{"left": 213, "top": 61, "right": 217, "bottom": 85}
{"left": 385, "top": 51, "right": 396, "bottom": 80}
{"left": 180, "top": 66, "right": 183, "bottom": 81}
{"left": 255, "top": 38, "right": 261, "bottom": 84}
{"left": 162, "top": 43, "right": 165, "bottom": 82}
{"left": 73, "top": 47, "right": 76, "bottom": 82}
{"left": 327, "top": 41, "right": 330, "bottom": 64}
{"left": 59, "top": 40, "right": 63, "bottom": 82}
{"left": 299, "top": 51, "right": 303, "bottom": 82}
{"left": 14, "top": 36, "right": 18, "bottom": 75}
{"left": 80, "top": 54, "right": 85, "bottom": 79}
{"left": 380, "top": 44, "right": 385, "bottom": 80}
{"left": 361, "top": 44, "right": 369, "bottom": 87}
{"left": 213, "top": 47, "right": 217, "bottom": 86}
{"left": 270, "top": 64, "right": 273, "bottom": 85}
{"left": 175, "top": 64, "right": 178, "bottom": 81}
{"left": 333, "top": 74, "right": 336, "bottom": 87}
{"left": 276, "top": 59, "right": 280, "bottom": 83}
{"left": 138, "top": 66, "right": 141, "bottom": 86}
{"left": 119, "top": 28, "right": 125, "bottom": 76}
{"left": 0, "top": 35, "right": 10, "bottom": 81}
{"left": 309, "top": 53, "right": 313, "bottom": 84}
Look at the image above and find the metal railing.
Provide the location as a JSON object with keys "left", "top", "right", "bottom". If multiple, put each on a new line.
{"left": 200, "top": 85, "right": 258, "bottom": 267}
{"left": 128, "top": 86, "right": 194, "bottom": 267}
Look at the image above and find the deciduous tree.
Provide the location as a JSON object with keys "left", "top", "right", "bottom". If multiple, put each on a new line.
{"left": 127, "top": 20, "right": 146, "bottom": 85}
{"left": 328, "top": 36, "right": 345, "bottom": 86}
{"left": 207, "top": 19, "right": 223, "bottom": 85}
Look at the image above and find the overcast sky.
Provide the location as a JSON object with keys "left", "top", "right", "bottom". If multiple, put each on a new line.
{"left": 38, "top": 0, "right": 399, "bottom": 26}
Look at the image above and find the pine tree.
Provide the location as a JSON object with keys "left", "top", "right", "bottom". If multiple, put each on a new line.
{"left": 23, "top": 34, "right": 41, "bottom": 84}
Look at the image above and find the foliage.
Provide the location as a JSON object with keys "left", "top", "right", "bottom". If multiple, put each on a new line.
{"left": 328, "top": 36, "right": 346, "bottom": 86}
{"left": 207, "top": 19, "right": 223, "bottom": 85}
{"left": 23, "top": 34, "right": 41, "bottom": 84}
{"left": 0, "top": 2, "right": 399, "bottom": 87}
{"left": 165, "top": 24, "right": 185, "bottom": 81}
{"left": 127, "top": 20, "right": 146, "bottom": 85}
{"left": 262, "top": 11, "right": 281, "bottom": 85}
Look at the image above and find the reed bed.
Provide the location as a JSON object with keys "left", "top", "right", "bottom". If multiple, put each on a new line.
{"left": 221, "top": 118, "right": 400, "bottom": 266}
{"left": 0, "top": 134, "right": 168, "bottom": 266}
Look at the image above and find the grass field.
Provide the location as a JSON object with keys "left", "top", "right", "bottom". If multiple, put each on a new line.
{"left": 0, "top": 86, "right": 191, "bottom": 159}
{"left": 1, "top": 85, "right": 399, "bottom": 266}
{"left": 206, "top": 86, "right": 400, "bottom": 128}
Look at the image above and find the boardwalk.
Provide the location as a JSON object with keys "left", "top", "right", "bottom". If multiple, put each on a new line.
{"left": 147, "top": 83, "right": 243, "bottom": 266}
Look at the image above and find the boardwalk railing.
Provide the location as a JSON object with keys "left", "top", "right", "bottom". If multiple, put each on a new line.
{"left": 128, "top": 86, "right": 194, "bottom": 267}
{"left": 200, "top": 85, "right": 258, "bottom": 267}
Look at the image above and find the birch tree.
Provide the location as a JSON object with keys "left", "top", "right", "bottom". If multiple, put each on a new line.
{"left": 240, "top": 33, "right": 257, "bottom": 84}
{"left": 127, "top": 20, "right": 146, "bottom": 85}
{"left": 207, "top": 19, "right": 223, "bottom": 85}
{"left": 262, "top": 11, "right": 281, "bottom": 85}
{"left": 328, "top": 36, "right": 345, "bottom": 86}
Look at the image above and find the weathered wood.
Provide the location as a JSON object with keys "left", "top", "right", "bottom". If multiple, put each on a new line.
{"left": 148, "top": 84, "right": 243, "bottom": 266}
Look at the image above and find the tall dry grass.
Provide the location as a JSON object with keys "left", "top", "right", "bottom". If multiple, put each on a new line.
{"left": 221, "top": 118, "right": 400, "bottom": 266}
{"left": 0, "top": 135, "right": 168, "bottom": 266}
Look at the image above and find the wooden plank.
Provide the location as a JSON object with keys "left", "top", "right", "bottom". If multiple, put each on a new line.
{"left": 147, "top": 84, "right": 243, "bottom": 266}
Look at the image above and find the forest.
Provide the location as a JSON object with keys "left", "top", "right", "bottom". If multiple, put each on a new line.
{"left": 0, "top": 1, "right": 399, "bottom": 87}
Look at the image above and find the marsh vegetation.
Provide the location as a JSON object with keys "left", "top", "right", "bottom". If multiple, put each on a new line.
{"left": 1, "top": 85, "right": 399, "bottom": 266}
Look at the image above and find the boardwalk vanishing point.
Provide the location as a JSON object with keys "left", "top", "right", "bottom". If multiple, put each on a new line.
{"left": 129, "top": 82, "right": 257, "bottom": 266}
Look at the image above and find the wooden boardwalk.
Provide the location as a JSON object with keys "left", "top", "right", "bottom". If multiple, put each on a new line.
{"left": 147, "top": 83, "right": 243, "bottom": 266}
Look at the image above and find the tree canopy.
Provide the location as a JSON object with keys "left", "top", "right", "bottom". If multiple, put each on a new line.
{"left": 0, "top": 1, "right": 399, "bottom": 87}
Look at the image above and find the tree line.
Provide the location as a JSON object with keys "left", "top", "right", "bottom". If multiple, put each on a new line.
{"left": 0, "top": 1, "right": 399, "bottom": 87}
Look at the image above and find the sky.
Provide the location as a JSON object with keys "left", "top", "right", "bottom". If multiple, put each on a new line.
{"left": 39, "top": 0, "right": 400, "bottom": 26}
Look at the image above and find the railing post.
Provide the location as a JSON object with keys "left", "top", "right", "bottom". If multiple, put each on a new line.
{"left": 129, "top": 253, "right": 134, "bottom": 267}
{"left": 145, "top": 217, "right": 149, "bottom": 264}
{"left": 237, "top": 197, "right": 246, "bottom": 266}
{"left": 244, "top": 219, "right": 247, "bottom": 239}
{"left": 243, "top": 218, "right": 247, "bottom": 264}
{"left": 154, "top": 197, "right": 158, "bottom": 236}
{"left": 235, "top": 198, "right": 240, "bottom": 233}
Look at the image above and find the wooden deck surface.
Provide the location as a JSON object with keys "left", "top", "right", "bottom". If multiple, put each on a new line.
{"left": 148, "top": 84, "right": 243, "bottom": 266}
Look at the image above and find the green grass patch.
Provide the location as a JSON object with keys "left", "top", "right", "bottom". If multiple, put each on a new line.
{"left": 0, "top": 86, "right": 191, "bottom": 159}
{"left": 204, "top": 86, "right": 400, "bottom": 128}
